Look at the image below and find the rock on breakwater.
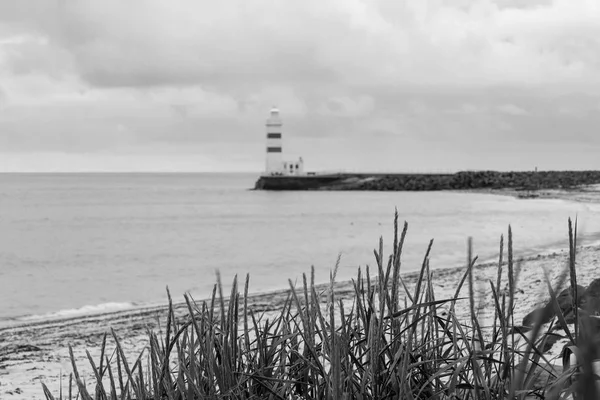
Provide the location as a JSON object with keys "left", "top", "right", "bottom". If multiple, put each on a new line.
{"left": 254, "top": 170, "right": 600, "bottom": 191}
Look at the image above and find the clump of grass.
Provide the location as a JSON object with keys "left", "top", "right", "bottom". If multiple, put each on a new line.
{"left": 42, "top": 213, "right": 598, "bottom": 399}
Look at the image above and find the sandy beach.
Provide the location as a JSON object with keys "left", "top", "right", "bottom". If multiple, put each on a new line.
{"left": 2, "top": 186, "right": 600, "bottom": 399}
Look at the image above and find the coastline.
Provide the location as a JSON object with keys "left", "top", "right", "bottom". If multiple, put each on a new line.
{"left": 2, "top": 186, "right": 600, "bottom": 398}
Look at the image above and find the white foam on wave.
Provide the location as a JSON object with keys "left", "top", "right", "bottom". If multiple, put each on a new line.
{"left": 15, "top": 301, "right": 138, "bottom": 322}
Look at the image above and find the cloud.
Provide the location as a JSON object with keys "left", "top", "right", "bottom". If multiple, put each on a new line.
{"left": 496, "top": 104, "right": 528, "bottom": 115}
{"left": 318, "top": 96, "right": 375, "bottom": 118}
{"left": 4, "top": 0, "right": 600, "bottom": 91}
{"left": 445, "top": 103, "right": 485, "bottom": 115}
{"left": 1, "top": 0, "right": 600, "bottom": 171}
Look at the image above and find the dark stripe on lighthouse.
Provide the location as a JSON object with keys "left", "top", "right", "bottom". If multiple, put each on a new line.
{"left": 267, "top": 133, "right": 282, "bottom": 139}
{"left": 267, "top": 147, "right": 282, "bottom": 153}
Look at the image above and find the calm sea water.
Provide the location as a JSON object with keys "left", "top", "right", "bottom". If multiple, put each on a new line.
{"left": 1, "top": 172, "right": 600, "bottom": 325}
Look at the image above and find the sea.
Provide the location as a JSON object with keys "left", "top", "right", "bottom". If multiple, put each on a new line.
{"left": 1, "top": 172, "right": 600, "bottom": 327}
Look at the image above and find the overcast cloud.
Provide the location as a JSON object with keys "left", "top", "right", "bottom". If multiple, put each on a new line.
{"left": 0, "top": 0, "right": 599, "bottom": 172}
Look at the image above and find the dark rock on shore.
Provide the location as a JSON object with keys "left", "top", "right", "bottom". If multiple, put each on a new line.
{"left": 520, "top": 280, "right": 600, "bottom": 362}
{"left": 522, "top": 285, "right": 586, "bottom": 327}
{"left": 581, "top": 278, "right": 600, "bottom": 313}
{"left": 521, "top": 283, "right": 600, "bottom": 328}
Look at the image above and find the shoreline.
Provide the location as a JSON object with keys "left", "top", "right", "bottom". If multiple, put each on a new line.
{"left": 457, "top": 184, "right": 600, "bottom": 203}
{"left": 0, "top": 240, "right": 584, "bottom": 333}
{"left": 2, "top": 243, "right": 600, "bottom": 399}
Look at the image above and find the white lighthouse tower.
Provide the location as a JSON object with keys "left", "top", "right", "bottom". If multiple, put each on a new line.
{"left": 264, "top": 107, "right": 305, "bottom": 176}
{"left": 265, "top": 106, "right": 283, "bottom": 175}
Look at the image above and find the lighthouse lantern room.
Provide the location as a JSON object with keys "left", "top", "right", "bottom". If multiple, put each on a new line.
{"left": 264, "top": 107, "right": 304, "bottom": 176}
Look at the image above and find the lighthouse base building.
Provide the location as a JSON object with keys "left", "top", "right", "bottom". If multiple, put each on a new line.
{"left": 264, "top": 107, "right": 305, "bottom": 176}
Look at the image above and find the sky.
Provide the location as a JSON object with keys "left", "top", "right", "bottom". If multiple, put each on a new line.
{"left": 0, "top": 0, "right": 600, "bottom": 172}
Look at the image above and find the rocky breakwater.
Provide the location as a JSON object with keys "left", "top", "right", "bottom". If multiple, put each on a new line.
{"left": 255, "top": 170, "right": 600, "bottom": 191}
{"left": 353, "top": 170, "right": 600, "bottom": 191}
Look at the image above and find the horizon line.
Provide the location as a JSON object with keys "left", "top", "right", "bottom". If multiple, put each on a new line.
{"left": 0, "top": 170, "right": 263, "bottom": 174}
{"left": 0, "top": 168, "right": 594, "bottom": 174}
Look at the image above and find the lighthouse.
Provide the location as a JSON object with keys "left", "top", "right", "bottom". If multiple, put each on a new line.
{"left": 265, "top": 106, "right": 283, "bottom": 174}
{"left": 264, "top": 107, "right": 304, "bottom": 176}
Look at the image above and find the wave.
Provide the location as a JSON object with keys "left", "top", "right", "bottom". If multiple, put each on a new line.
{"left": 14, "top": 301, "right": 139, "bottom": 323}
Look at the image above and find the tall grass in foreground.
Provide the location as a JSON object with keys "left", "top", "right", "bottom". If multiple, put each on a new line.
{"left": 42, "top": 213, "right": 600, "bottom": 399}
